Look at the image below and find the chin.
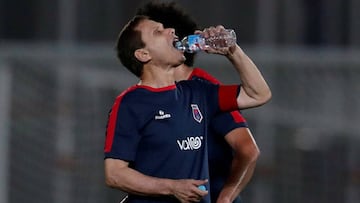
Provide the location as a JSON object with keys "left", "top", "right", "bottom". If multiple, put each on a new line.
{"left": 177, "top": 54, "right": 186, "bottom": 65}
{"left": 171, "top": 53, "right": 185, "bottom": 67}
{"left": 182, "top": 54, "right": 186, "bottom": 62}
{"left": 173, "top": 59, "right": 185, "bottom": 67}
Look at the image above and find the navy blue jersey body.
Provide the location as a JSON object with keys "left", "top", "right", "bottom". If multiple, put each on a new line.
{"left": 104, "top": 80, "right": 240, "bottom": 203}
{"left": 189, "top": 68, "right": 248, "bottom": 203}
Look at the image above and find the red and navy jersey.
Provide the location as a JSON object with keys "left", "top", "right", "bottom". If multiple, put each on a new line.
{"left": 189, "top": 68, "right": 248, "bottom": 203}
{"left": 104, "top": 80, "right": 240, "bottom": 203}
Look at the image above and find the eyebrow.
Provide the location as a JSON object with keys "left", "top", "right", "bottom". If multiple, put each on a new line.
{"left": 154, "top": 22, "right": 164, "bottom": 30}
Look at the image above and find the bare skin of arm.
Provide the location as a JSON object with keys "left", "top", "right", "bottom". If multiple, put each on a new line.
{"left": 104, "top": 158, "right": 208, "bottom": 203}
{"left": 227, "top": 45, "right": 271, "bottom": 109}
{"left": 198, "top": 26, "right": 272, "bottom": 109}
{"left": 173, "top": 32, "right": 263, "bottom": 202}
{"left": 216, "top": 128, "right": 260, "bottom": 203}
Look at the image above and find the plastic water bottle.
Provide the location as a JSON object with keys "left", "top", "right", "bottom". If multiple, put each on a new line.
{"left": 174, "top": 29, "right": 237, "bottom": 53}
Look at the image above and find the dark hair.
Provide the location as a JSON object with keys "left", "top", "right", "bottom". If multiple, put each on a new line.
{"left": 136, "top": 0, "right": 199, "bottom": 66}
{"left": 116, "top": 15, "right": 148, "bottom": 78}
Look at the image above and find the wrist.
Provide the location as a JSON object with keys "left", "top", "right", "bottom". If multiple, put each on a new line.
{"left": 226, "top": 45, "right": 244, "bottom": 61}
{"left": 216, "top": 195, "right": 232, "bottom": 203}
{"left": 161, "top": 179, "right": 175, "bottom": 196}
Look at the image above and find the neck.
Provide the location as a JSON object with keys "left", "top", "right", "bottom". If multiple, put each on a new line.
{"left": 139, "top": 64, "right": 177, "bottom": 88}
{"left": 173, "top": 63, "right": 193, "bottom": 82}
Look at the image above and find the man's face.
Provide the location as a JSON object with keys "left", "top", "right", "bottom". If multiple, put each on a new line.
{"left": 135, "top": 19, "right": 185, "bottom": 67}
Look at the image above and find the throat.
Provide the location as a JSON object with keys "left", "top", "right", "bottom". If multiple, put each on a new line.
{"left": 174, "top": 65, "right": 193, "bottom": 81}
{"left": 139, "top": 65, "right": 177, "bottom": 88}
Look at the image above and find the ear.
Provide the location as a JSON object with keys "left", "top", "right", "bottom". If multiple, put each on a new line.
{"left": 134, "top": 48, "right": 151, "bottom": 63}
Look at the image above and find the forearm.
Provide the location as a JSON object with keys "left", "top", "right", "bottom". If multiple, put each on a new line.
{"left": 236, "top": 160, "right": 256, "bottom": 192}
{"left": 104, "top": 159, "right": 173, "bottom": 196}
{"left": 105, "top": 158, "right": 208, "bottom": 202}
{"left": 226, "top": 45, "right": 271, "bottom": 109}
{"left": 217, "top": 128, "right": 260, "bottom": 203}
{"left": 216, "top": 154, "right": 257, "bottom": 203}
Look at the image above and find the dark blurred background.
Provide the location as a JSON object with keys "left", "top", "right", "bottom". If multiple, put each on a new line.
{"left": 1, "top": 0, "right": 359, "bottom": 45}
{"left": 0, "top": 0, "right": 359, "bottom": 203}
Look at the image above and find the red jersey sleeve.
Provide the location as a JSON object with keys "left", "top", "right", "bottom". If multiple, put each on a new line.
{"left": 218, "top": 85, "right": 240, "bottom": 112}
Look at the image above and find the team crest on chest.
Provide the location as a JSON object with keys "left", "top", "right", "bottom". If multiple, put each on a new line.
{"left": 191, "top": 104, "right": 203, "bottom": 123}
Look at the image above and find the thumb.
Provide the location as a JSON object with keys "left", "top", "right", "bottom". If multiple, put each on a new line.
{"left": 194, "top": 179, "right": 208, "bottom": 186}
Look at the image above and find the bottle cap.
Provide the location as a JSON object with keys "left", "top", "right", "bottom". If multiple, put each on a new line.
{"left": 198, "top": 185, "right": 207, "bottom": 191}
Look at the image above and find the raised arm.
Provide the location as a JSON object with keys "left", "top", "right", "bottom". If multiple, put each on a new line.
{"left": 227, "top": 45, "right": 271, "bottom": 109}
{"left": 199, "top": 26, "right": 271, "bottom": 109}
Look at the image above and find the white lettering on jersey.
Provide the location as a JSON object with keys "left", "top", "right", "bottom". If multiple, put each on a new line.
{"left": 155, "top": 110, "right": 171, "bottom": 120}
{"left": 177, "top": 136, "right": 203, "bottom": 150}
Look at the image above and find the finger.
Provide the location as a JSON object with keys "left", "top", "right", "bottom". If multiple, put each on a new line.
{"left": 194, "top": 189, "right": 208, "bottom": 197}
{"left": 194, "top": 30, "right": 202, "bottom": 35}
{"left": 204, "top": 26, "right": 216, "bottom": 32}
{"left": 215, "top": 25, "right": 226, "bottom": 32}
{"left": 203, "top": 26, "right": 215, "bottom": 38}
{"left": 208, "top": 27, "right": 217, "bottom": 37}
{"left": 188, "top": 195, "right": 202, "bottom": 203}
{"left": 193, "top": 179, "right": 208, "bottom": 186}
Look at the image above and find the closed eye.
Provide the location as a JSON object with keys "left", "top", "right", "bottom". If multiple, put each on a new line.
{"left": 154, "top": 29, "right": 164, "bottom": 35}
{"left": 153, "top": 24, "right": 165, "bottom": 35}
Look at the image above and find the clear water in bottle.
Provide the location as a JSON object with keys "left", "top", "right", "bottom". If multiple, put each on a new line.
{"left": 174, "top": 29, "right": 237, "bottom": 53}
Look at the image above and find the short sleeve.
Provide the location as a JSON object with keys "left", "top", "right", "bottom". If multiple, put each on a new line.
{"left": 104, "top": 95, "right": 141, "bottom": 161}
{"left": 218, "top": 85, "right": 241, "bottom": 112}
{"left": 211, "top": 111, "right": 248, "bottom": 137}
